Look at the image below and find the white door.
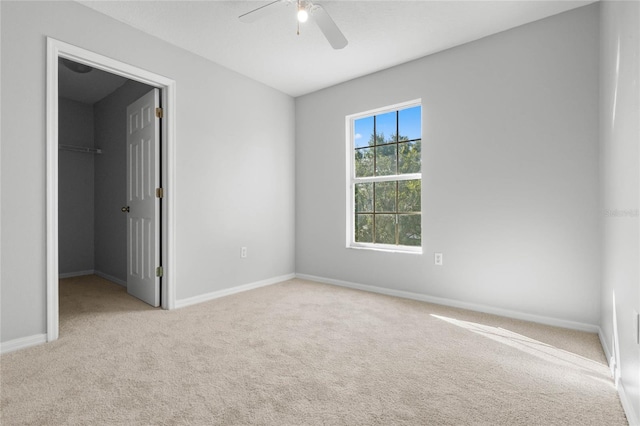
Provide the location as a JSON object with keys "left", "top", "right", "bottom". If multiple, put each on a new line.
{"left": 126, "top": 89, "right": 161, "bottom": 307}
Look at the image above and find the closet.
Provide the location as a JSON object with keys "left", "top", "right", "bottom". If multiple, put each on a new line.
{"left": 58, "top": 58, "right": 153, "bottom": 286}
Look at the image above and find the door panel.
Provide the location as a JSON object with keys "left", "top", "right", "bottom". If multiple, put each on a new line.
{"left": 126, "top": 89, "right": 160, "bottom": 307}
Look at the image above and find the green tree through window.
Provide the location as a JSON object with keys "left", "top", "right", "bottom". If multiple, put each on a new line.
{"left": 350, "top": 103, "right": 422, "bottom": 249}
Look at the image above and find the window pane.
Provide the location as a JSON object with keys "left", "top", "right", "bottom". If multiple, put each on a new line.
{"left": 375, "top": 144, "right": 397, "bottom": 176}
{"left": 398, "top": 106, "right": 421, "bottom": 141}
{"left": 354, "top": 116, "right": 374, "bottom": 148}
{"left": 375, "top": 111, "right": 396, "bottom": 144}
{"left": 355, "top": 147, "right": 374, "bottom": 177}
{"left": 355, "top": 214, "right": 373, "bottom": 243}
{"left": 398, "top": 180, "right": 421, "bottom": 212}
{"left": 355, "top": 183, "right": 373, "bottom": 213}
{"left": 350, "top": 103, "right": 422, "bottom": 249}
{"left": 398, "top": 140, "right": 421, "bottom": 174}
{"left": 398, "top": 214, "right": 421, "bottom": 246}
{"left": 374, "top": 182, "right": 396, "bottom": 213}
{"left": 375, "top": 214, "right": 396, "bottom": 244}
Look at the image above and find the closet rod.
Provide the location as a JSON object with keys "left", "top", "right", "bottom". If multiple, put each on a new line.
{"left": 59, "top": 144, "right": 102, "bottom": 155}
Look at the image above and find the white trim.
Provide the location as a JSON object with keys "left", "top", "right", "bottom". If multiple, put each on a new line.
{"left": 618, "top": 378, "right": 640, "bottom": 426}
{"left": 599, "top": 328, "right": 640, "bottom": 426}
{"left": 175, "top": 274, "right": 295, "bottom": 309}
{"left": 0, "top": 1, "right": 3, "bottom": 356}
{"left": 598, "top": 327, "right": 613, "bottom": 370}
{"left": 0, "top": 334, "right": 47, "bottom": 354}
{"left": 348, "top": 242, "right": 422, "bottom": 254}
{"left": 46, "top": 38, "right": 177, "bottom": 343}
{"left": 46, "top": 39, "right": 59, "bottom": 343}
{"left": 296, "top": 273, "right": 600, "bottom": 333}
{"left": 94, "top": 270, "right": 127, "bottom": 287}
{"left": 347, "top": 99, "right": 423, "bottom": 121}
{"left": 162, "top": 72, "right": 177, "bottom": 311}
{"left": 58, "top": 270, "right": 127, "bottom": 286}
{"left": 59, "top": 270, "right": 94, "bottom": 279}
{"left": 599, "top": 326, "right": 618, "bottom": 379}
{"left": 345, "top": 112, "right": 353, "bottom": 248}
{"left": 58, "top": 269, "right": 127, "bottom": 287}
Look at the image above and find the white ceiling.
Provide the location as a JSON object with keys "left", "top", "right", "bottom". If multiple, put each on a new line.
{"left": 77, "top": 0, "right": 594, "bottom": 97}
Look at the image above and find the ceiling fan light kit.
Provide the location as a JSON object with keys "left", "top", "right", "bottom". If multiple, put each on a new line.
{"left": 239, "top": 0, "right": 348, "bottom": 50}
{"left": 297, "top": 1, "right": 309, "bottom": 23}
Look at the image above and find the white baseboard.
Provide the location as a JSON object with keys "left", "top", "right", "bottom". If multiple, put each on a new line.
{"left": 598, "top": 327, "right": 613, "bottom": 362}
{"left": 59, "top": 270, "right": 94, "bottom": 279}
{"left": 0, "top": 334, "right": 47, "bottom": 354}
{"left": 175, "top": 273, "right": 295, "bottom": 309}
{"left": 295, "top": 273, "right": 599, "bottom": 333}
{"left": 94, "top": 270, "right": 127, "bottom": 287}
{"left": 618, "top": 378, "right": 640, "bottom": 426}
{"left": 598, "top": 327, "right": 616, "bottom": 377}
{"left": 599, "top": 327, "right": 639, "bottom": 426}
{"left": 58, "top": 270, "right": 126, "bottom": 287}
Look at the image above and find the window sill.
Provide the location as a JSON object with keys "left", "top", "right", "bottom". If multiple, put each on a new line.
{"left": 347, "top": 244, "right": 423, "bottom": 255}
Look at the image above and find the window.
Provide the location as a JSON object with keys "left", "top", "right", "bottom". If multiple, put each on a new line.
{"left": 347, "top": 101, "right": 422, "bottom": 252}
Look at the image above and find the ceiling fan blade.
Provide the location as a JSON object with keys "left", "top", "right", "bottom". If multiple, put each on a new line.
{"left": 239, "top": 0, "right": 291, "bottom": 23}
{"left": 310, "top": 4, "right": 348, "bottom": 50}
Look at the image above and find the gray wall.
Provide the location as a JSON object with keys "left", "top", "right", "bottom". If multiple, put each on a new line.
{"left": 94, "top": 80, "right": 154, "bottom": 283}
{"left": 58, "top": 98, "right": 95, "bottom": 274}
{"left": 0, "top": 1, "right": 295, "bottom": 343}
{"left": 599, "top": 0, "right": 640, "bottom": 421}
{"left": 295, "top": 5, "right": 601, "bottom": 326}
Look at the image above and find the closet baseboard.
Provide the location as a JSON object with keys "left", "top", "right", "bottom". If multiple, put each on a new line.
{"left": 94, "top": 270, "right": 127, "bottom": 287}
{"left": 59, "top": 270, "right": 94, "bottom": 279}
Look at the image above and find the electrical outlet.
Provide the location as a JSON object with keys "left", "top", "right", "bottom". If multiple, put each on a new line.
{"left": 241, "top": 247, "right": 247, "bottom": 258}
{"left": 434, "top": 252, "right": 443, "bottom": 266}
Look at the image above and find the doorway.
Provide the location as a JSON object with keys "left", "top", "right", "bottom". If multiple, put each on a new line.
{"left": 46, "top": 38, "right": 176, "bottom": 342}
{"left": 58, "top": 58, "right": 152, "bottom": 290}
{"left": 58, "top": 61, "right": 160, "bottom": 306}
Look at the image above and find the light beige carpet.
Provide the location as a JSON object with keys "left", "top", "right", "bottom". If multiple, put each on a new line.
{"left": 0, "top": 275, "right": 628, "bottom": 425}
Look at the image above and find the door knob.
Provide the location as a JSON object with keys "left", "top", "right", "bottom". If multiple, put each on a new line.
{"left": 121, "top": 206, "right": 130, "bottom": 213}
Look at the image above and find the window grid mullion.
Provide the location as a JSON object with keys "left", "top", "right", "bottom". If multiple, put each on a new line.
{"left": 395, "top": 110, "right": 399, "bottom": 176}
{"left": 353, "top": 173, "right": 421, "bottom": 184}
{"left": 395, "top": 180, "right": 399, "bottom": 245}
{"left": 372, "top": 116, "right": 377, "bottom": 243}
{"left": 372, "top": 183, "right": 377, "bottom": 244}
{"left": 395, "top": 111, "right": 399, "bottom": 245}
{"left": 363, "top": 137, "right": 420, "bottom": 148}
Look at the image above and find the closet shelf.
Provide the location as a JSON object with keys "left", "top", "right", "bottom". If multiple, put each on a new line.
{"left": 59, "top": 144, "right": 102, "bottom": 155}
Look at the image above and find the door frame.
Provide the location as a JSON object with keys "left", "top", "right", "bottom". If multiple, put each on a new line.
{"left": 46, "top": 38, "right": 177, "bottom": 342}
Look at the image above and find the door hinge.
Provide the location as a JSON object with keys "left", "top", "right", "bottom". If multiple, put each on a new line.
{"left": 156, "top": 266, "right": 163, "bottom": 277}
{"left": 155, "top": 107, "right": 163, "bottom": 119}
{"left": 156, "top": 187, "right": 164, "bottom": 198}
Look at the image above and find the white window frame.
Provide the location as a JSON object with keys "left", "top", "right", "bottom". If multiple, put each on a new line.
{"left": 346, "top": 99, "right": 423, "bottom": 254}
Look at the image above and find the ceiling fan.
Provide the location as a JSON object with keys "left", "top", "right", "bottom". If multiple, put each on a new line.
{"left": 239, "top": 0, "right": 348, "bottom": 50}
